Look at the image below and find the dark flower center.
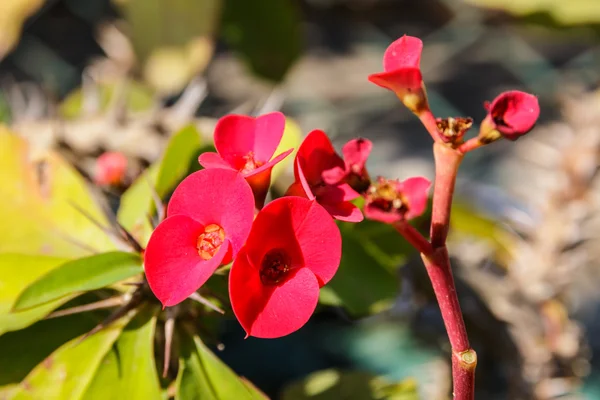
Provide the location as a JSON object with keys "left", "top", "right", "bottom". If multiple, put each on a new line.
{"left": 260, "top": 249, "right": 291, "bottom": 285}
{"left": 196, "top": 224, "right": 225, "bottom": 260}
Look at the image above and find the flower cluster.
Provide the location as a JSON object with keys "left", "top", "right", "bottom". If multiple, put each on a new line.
{"left": 143, "top": 34, "right": 541, "bottom": 340}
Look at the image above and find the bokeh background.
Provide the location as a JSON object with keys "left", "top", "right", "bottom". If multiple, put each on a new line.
{"left": 1, "top": 0, "right": 600, "bottom": 399}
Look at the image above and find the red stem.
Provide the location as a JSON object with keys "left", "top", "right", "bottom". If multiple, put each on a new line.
{"left": 419, "top": 110, "right": 441, "bottom": 142}
{"left": 430, "top": 143, "right": 463, "bottom": 248}
{"left": 457, "top": 137, "right": 484, "bottom": 153}
{"left": 394, "top": 221, "right": 432, "bottom": 255}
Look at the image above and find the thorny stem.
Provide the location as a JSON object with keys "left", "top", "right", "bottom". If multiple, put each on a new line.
{"left": 394, "top": 141, "right": 476, "bottom": 399}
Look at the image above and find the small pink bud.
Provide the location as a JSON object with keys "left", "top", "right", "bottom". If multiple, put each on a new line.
{"left": 364, "top": 176, "right": 430, "bottom": 224}
{"left": 481, "top": 90, "right": 540, "bottom": 142}
{"left": 95, "top": 152, "right": 128, "bottom": 186}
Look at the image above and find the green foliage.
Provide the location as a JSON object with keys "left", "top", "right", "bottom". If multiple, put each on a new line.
{"left": 465, "top": 0, "right": 600, "bottom": 24}
{"left": 8, "top": 315, "right": 131, "bottom": 400}
{"left": 221, "top": 0, "right": 302, "bottom": 81}
{"left": 319, "top": 220, "right": 415, "bottom": 316}
{"left": 0, "top": 129, "right": 115, "bottom": 257}
{"left": 281, "top": 369, "right": 419, "bottom": 400}
{"left": 13, "top": 252, "right": 142, "bottom": 311}
{"left": 176, "top": 332, "right": 267, "bottom": 400}
{"left": 83, "top": 307, "right": 162, "bottom": 400}
{"left": 117, "top": 124, "right": 205, "bottom": 246}
{"left": 0, "top": 254, "right": 71, "bottom": 335}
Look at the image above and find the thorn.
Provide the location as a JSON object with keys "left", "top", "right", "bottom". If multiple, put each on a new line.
{"left": 78, "top": 290, "right": 143, "bottom": 344}
{"left": 169, "top": 77, "right": 207, "bottom": 123}
{"left": 162, "top": 308, "right": 176, "bottom": 378}
{"left": 146, "top": 213, "right": 158, "bottom": 230}
{"left": 115, "top": 221, "right": 144, "bottom": 253}
{"left": 145, "top": 174, "right": 164, "bottom": 223}
{"left": 255, "top": 86, "right": 285, "bottom": 116}
{"left": 188, "top": 292, "right": 224, "bottom": 314}
{"left": 46, "top": 296, "right": 125, "bottom": 319}
{"left": 69, "top": 200, "right": 117, "bottom": 238}
{"left": 50, "top": 227, "right": 99, "bottom": 255}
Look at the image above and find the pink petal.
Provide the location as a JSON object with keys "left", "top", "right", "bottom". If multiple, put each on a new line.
{"left": 342, "top": 138, "right": 372, "bottom": 172}
{"left": 167, "top": 169, "right": 254, "bottom": 256}
{"left": 364, "top": 204, "right": 402, "bottom": 224}
{"left": 383, "top": 35, "right": 423, "bottom": 71}
{"left": 295, "top": 130, "right": 345, "bottom": 186}
{"left": 198, "top": 152, "right": 235, "bottom": 170}
{"left": 144, "top": 215, "right": 230, "bottom": 307}
{"left": 229, "top": 251, "right": 320, "bottom": 339}
{"left": 401, "top": 176, "right": 431, "bottom": 220}
{"left": 321, "top": 166, "right": 346, "bottom": 185}
{"left": 294, "top": 158, "right": 316, "bottom": 200}
{"left": 214, "top": 112, "right": 286, "bottom": 166}
{"left": 322, "top": 201, "right": 364, "bottom": 223}
{"left": 368, "top": 68, "right": 423, "bottom": 93}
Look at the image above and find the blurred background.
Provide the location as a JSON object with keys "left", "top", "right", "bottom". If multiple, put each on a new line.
{"left": 1, "top": 0, "right": 600, "bottom": 399}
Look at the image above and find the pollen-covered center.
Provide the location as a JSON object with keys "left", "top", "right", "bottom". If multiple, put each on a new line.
{"left": 260, "top": 249, "right": 292, "bottom": 285}
{"left": 367, "top": 179, "right": 409, "bottom": 215}
{"left": 196, "top": 224, "right": 225, "bottom": 260}
{"left": 240, "top": 151, "right": 265, "bottom": 174}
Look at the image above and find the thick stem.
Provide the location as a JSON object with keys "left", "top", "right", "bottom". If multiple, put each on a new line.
{"left": 430, "top": 143, "right": 463, "bottom": 248}
{"left": 457, "top": 137, "right": 484, "bottom": 153}
{"left": 422, "top": 247, "right": 476, "bottom": 400}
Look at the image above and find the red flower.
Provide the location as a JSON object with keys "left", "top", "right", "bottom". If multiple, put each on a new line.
{"left": 368, "top": 35, "right": 429, "bottom": 114}
{"left": 364, "top": 176, "right": 431, "bottom": 224}
{"left": 286, "top": 130, "right": 363, "bottom": 222}
{"left": 198, "top": 111, "right": 293, "bottom": 208}
{"left": 144, "top": 169, "right": 255, "bottom": 307}
{"left": 482, "top": 91, "right": 540, "bottom": 141}
{"left": 94, "top": 151, "right": 127, "bottom": 186}
{"left": 322, "top": 138, "right": 372, "bottom": 194}
{"left": 229, "top": 196, "right": 342, "bottom": 338}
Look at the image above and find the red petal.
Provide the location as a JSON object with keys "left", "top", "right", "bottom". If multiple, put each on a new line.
{"left": 295, "top": 130, "right": 345, "bottom": 186}
{"left": 295, "top": 158, "right": 316, "bottom": 200}
{"left": 167, "top": 169, "right": 254, "bottom": 256}
{"left": 286, "top": 198, "right": 342, "bottom": 285}
{"left": 488, "top": 91, "right": 540, "bottom": 139}
{"left": 144, "top": 215, "right": 229, "bottom": 307}
{"left": 321, "top": 166, "right": 346, "bottom": 185}
{"left": 382, "top": 35, "right": 423, "bottom": 71}
{"left": 214, "top": 112, "right": 286, "bottom": 165}
{"left": 368, "top": 68, "right": 422, "bottom": 93}
{"left": 198, "top": 152, "right": 235, "bottom": 170}
{"left": 401, "top": 176, "right": 431, "bottom": 220}
{"left": 321, "top": 201, "right": 364, "bottom": 223}
{"left": 229, "top": 251, "right": 320, "bottom": 339}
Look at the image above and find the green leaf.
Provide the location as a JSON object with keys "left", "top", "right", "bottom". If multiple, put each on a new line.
{"left": 9, "top": 315, "right": 130, "bottom": 400}
{"left": 13, "top": 252, "right": 142, "bottom": 311}
{"left": 221, "top": 0, "right": 301, "bottom": 81}
{"left": 0, "top": 129, "right": 116, "bottom": 257}
{"left": 319, "top": 224, "right": 405, "bottom": 316}
{"left": 464, "top": 0, "right": 600, "bottom": 25}
{"left": 176, "top": 333, "right": 267, "bottom": 400}
{"left": 117, "top": 125, "right": 204, "bottom": 246}
{"left": 0, "top": 254, "right": 71, "bottom": 335}
{"left": 281, "top": 369, "right": 419, "bottom": 400}
{"left": 0, "top": 294, "right": 112, "bottom": 387}
{"left": 83, "top": 307, "right": 161, "bottom": 400}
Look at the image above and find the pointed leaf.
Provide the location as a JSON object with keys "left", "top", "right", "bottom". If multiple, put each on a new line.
{"left": 13, "top": 252, "right": 142, "bottom": 311}
{"left": 0, "top": 128, "right": 115, "bottom": 257}
{"left": 0, "top": 254, "right": 71, "bottom": 335}
{"left": 9, "top": 315, "right": 130, "bottom": 400}
{"left": 176, "top": 333, "right": 267, "bottom": 400}
{"left": 83, "top": 307, "right": 161, "bottom": 400}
